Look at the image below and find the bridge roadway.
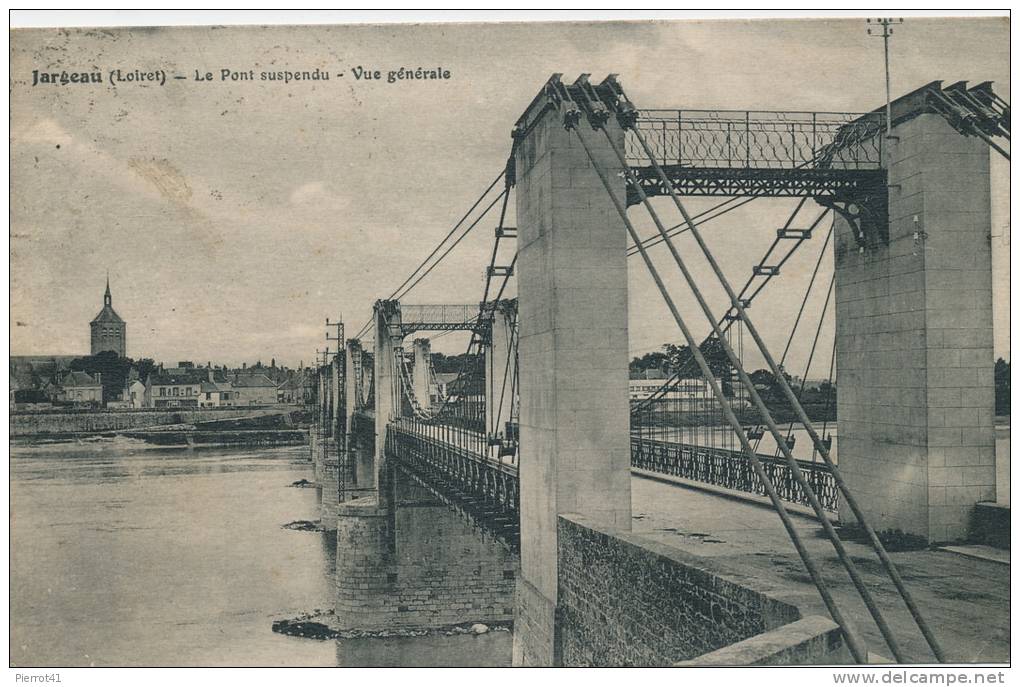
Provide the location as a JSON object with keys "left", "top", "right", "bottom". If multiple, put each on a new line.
{"left": 631, "top": 473, "right": 1009, "bottom": 663}
{"left": 380, "top": 419, "right": 1009, "bottom": 662}
{"left": 382, "top": 417, "right": 837, "bottom": 517}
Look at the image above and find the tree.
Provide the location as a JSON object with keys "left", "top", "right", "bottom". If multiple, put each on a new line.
{"left": 748, "top": 368, "right": 794, "bottom": 418}
{"left": 629, "top": 350, "right": 670, "bottom": 376}
{"left": 660, "top": 338, "right": 735, "bottom": 395}
{"left": 134, "top": 358, "right": 157, "bottom": 384}
{"left": 70, "top": 351, "right": 130, "bottom": 402}
{"left": 995, "top": 358, "right": 1010, "bottom": 416}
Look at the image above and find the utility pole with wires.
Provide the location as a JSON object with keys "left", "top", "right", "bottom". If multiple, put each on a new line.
{"left": 867, "top": 17, "right": 903, "bottom": 138}
{"left": 326, "top": 317, "right": 344, "bottom": 363}
{"left": 326, "top": 317, "right": 344, "bottom": 436}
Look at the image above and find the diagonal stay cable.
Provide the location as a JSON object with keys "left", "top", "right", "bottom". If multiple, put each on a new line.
{"left": 579, "top": 102, "right": 903, "bottom": 663}
{"left": 388, "top": 171, "right": 504, "bottom": 301}
{"left": 631, "top": 207, "right": 831, "bottom": 415}
{"left": 556, "top": 85, "right": 870, "bottom": 664}
{"left": 394, "top": 188, "right": 507, "bottom": 302}
{"left": 606, "top": 82, "right": 945, "bottom": 662}
{"left": 627, "top": 196, "right": 755, "bottom": 256}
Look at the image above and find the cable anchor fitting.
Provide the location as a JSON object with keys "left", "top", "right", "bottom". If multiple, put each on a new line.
{"left": 615, "top": 102, "right": 639, "bottom": 130}
{"left": 562, "top": 107, "right": 581, "bottom": 131}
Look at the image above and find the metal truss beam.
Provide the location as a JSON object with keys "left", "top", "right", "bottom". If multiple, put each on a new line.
{"left": 627, "top": 166, "right": 890, "bottom": 248}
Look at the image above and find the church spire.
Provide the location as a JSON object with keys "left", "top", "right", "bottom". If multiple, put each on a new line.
{"left": 104, "top": 272, "right": 111, "bottom": 307}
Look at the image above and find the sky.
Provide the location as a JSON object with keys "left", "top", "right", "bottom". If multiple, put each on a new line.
{"left": 9, "top": 16, "right": 1010, "bottom": 372}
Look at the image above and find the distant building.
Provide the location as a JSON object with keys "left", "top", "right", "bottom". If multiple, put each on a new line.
{"left": 277, "top": 371, "right": 312, "bottom": 405}
{"left": 232, "top": 373, "right": 277, "bottom": 406}
{"left": 628, "top": 376, "right": 714, "bottom": 401}
{"left": 144, "top": 368, "right": 204, "bottom": 408}
{"left": 56, "top": 371, "right": 103, "bottom": 405}
{"left": 124, "top": 379, "right": 146, "bottom": 409}
{"left": 199, "top": 380, "right": 236, "bottom": 408}
{"left": 90, "top": 277, "right": 126, "bottom": 357}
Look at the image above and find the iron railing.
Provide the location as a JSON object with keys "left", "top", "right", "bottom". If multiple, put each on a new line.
{"left": 628, "top": 109, "right": 884, "bottom": 171}
{"left": 630, "top": 435, "right": 838, "bottom": 512}
{"left": 398, "top": 304, "right": 483, "bottom": 335}
{"left": 387, "top": 418, "right": 519, "bottom": 524}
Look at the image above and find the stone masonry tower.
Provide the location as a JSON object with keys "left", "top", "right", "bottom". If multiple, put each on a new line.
{"left": 90, "top": 275, "right": 126, "bottom": 357}
{"left": 512, "top": 76, "right": 633, "bottom": 666}
{"left": 834, "top": 85, "right": 997, "bottom": 543}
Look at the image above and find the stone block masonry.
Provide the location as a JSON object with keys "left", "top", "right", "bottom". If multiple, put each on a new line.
{"left": 320, "top": 437, "right": 340, "bottom": 530}
{"left": 513, "top": 77, "right": 633, "bottom": 665}
{"left": 334, "top": 472, "right": 517, "bottom": 632}
{"left": 553, "top": 514, "right": 843, "bottom": 666}
{"left": 834, "top": 111, "right": 995, "bottom": 542}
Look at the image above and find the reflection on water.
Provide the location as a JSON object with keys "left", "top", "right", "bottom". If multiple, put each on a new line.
{"left": 10, "top": 440, "right": 510, "bottom": 667}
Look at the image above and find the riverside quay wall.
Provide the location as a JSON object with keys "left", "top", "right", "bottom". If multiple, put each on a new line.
{"left": 10, "top": 406, "right": 300, "bottom": 437}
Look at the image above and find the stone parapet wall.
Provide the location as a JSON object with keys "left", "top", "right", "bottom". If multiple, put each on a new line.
{"left": 555, "top": 514, "right": 822, "bottom": 666}
{"left": 680, "top": 616, "right": 849, "bottom": 666}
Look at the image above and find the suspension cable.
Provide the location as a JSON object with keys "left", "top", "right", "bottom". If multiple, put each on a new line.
{"left": 388, "top": 171, "right": 504, "bottom": 301}
{"left": 492, "top": 306, "right": 518, "bottom": 446}
{"left": 603, "top": 81, "right": 945, "bottom": 662}
{"left": 558, "top": 86, "right": 870, "bottom": 664}
{"left": 632, "top": 206, "right": 831, "bottom": 414}
{"left": 350, "top": 172, "right": 506, "bottom": 342}
{"left": 779, "top": 226, "right": 835, "bottom": 366}
{"left": 776, "top": 274, "right": 835, "bottom": 457}
{"left": 394, "top": 189, "right": 506, "bottom": 302}
{"left": 579, "top": 101, "right": 902, "bottom": 664}
{"left": 627, "top": 196, "right": 756, "bottom": 257}
{"left": 753, "top": 225, "right": 834, "bottom": 453}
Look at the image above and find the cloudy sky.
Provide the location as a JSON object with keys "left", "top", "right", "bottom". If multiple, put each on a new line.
{"left": 10, "top": 16, "right": 1009, "bottom": 372}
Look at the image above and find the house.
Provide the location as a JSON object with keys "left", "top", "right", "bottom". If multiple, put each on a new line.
{"left": 56, "top": 371, "right": 104, "bottom": 406}
{"left": 124, "top": 379, "right": 146, "bottom": 409}
{"left": 277, "top": 371, "right": 312, "bottom": 405}
{"left": 232, "top": 373, "right": 277, "bottom": 406}
{"left": 199, "top": 380, "right": 236, "bottom": 408}
{"left": 144, "top": 368, "right": 205, "bottom": 408}
{"left": 628, "top": 376, "right": 714, "bottom": 401}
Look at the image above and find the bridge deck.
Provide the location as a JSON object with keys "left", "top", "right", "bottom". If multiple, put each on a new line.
{"left": 630, "top": 474, "right": 1009, "bottom": 663}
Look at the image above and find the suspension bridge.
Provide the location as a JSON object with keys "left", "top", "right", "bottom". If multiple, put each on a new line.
{"left": 304, "top": 76, "right": 1009, "bottom": 666}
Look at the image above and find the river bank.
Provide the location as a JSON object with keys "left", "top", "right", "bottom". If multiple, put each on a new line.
{"left": 10, "top": 429, "right": 307, "bottom": 449}
{"left": 9, "top": 405, "right": 309, "bottom": 437}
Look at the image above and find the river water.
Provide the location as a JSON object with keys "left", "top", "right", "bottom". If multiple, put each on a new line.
{"left": 11, "top": 426, "right": 1009, "bottom": 666}
{"left": 10, "top": 439, "right": 511, "bottom": 667}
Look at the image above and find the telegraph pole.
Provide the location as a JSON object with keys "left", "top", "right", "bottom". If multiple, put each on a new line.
{"left": 326, "top": 317, "right": 344, "bottom": 431}
{"left": 326, "top": 317, "right": 344, "bottom": 364}
{"left": 867, "top": 17, "right": 903, "bottom": 137}
{"left": 326, "top": 317, "right": 346, "bottom": 501}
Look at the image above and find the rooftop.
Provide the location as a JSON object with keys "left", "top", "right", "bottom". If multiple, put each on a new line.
{"left": 61, "top": 371, "right": 100, "bottom": 388}
{"left": 232, "top": 373, "right": 277, "bottom": 388}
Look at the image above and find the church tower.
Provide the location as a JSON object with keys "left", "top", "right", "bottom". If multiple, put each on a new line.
{"left": 90, "top": 275, "right": 126, "bottom": 357}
